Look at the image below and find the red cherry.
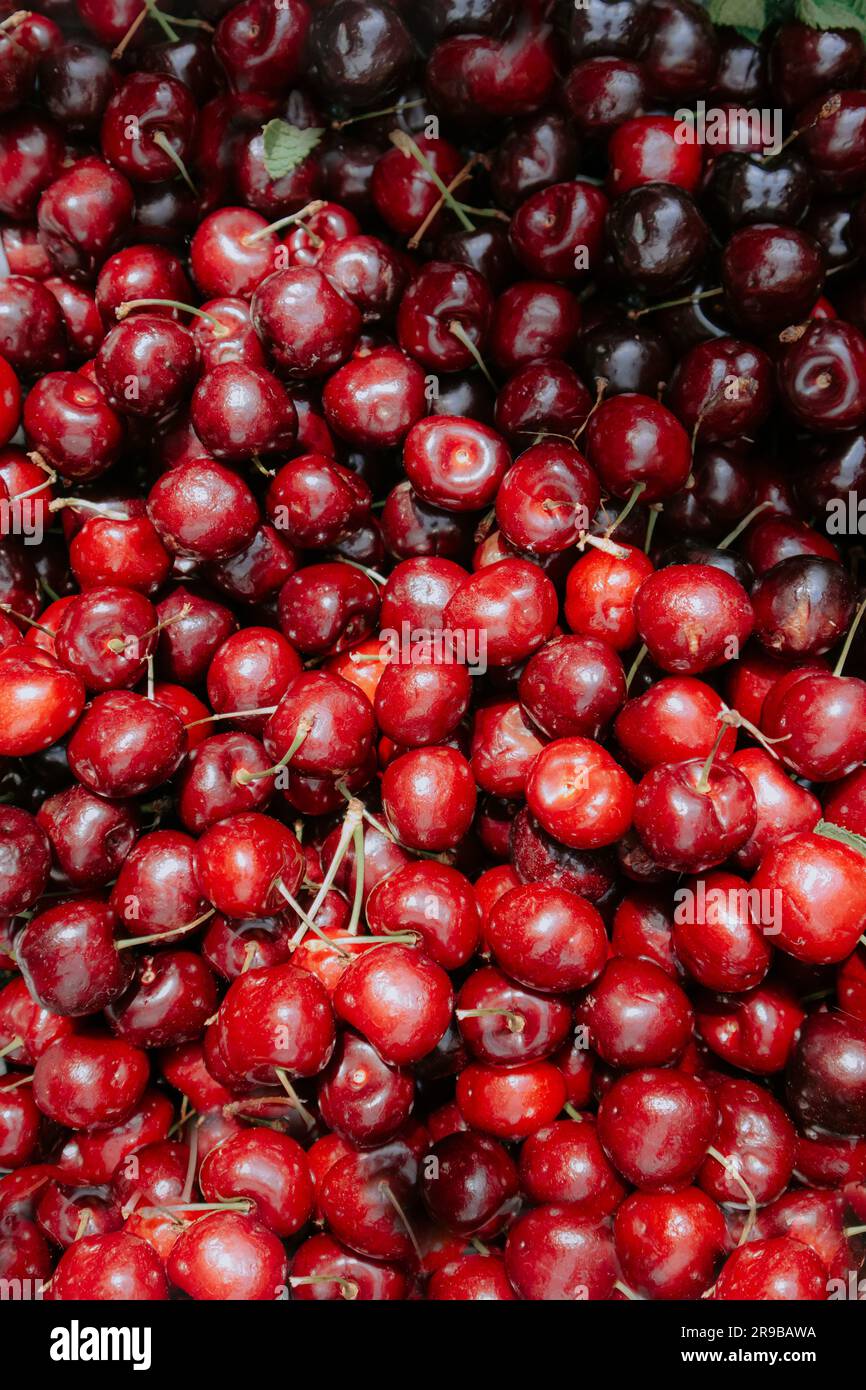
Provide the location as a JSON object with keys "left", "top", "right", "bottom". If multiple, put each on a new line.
{"left": 714, "top": 1236, "right": 827, "bottom": 1301}
{"left": 615, "top": 1188, "right": 726, "bottom": 1300}
{"left": 33, "top": 1033, "right": 148, "bottom": 1130}
{"left": 526, "top": 736, "right": 635, "bottom": 850}
{"left": 365, "top": 861, "right": 481, "bottom": 970}
{"left": 67, "top": 690, "right": 187, "bottom": 798}
{"left": 52, "top": 1231, "right": 168, "bottom": 1301}
{"left": 634, "top": 564, "right": 754, "bottom": 674}
{"left": 381, "top": 746, "right": 476, "bottom": 852}
{"left": 578, "top": 956, "right": 694, "bottom": 1069}
{"left": 751, "top": 831, "right": 866, "bottom": 965}
{"left": 199, "top": 1129, "right": 313, "bottom": 1238}
{"left": 696, "top": 980, "right": 805, "bottom": 1076}
{"left": 290, "top": 1232, "right": 409, "bottom": 1301}
{"left": 505, "top": 1204, "right": 617, "bottom": 1301}
{"left": 196, "top": 812, "right": 303, "bottom": 919}
{"left": 598, "top": 1067, "right": 717, "bottom": 1191}
{"left": 519, "top": 1117, "right": 628, "bottom": 1219}
{"left": 168, "top": 1210, "right": 288, "bottom": 1301}
{"left": 428, "top": 1253, "right": 516, "bottom": 1301}
{"left": 485, "top": 883, "right": 607, "bottom": 994}
{"left": 334, "top": 943, "right": 453, "bottom": 1065}
{"left": 698, "top": 1078, "right": 796, "bottom": 1207}
{"left": 216, "top": 961, "right": 336, "bottom": 1083}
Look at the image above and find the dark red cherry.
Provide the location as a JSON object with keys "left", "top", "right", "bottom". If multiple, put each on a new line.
{"left": 456, "top": 965, "right": 572, "bottom": 1065}
{"left": 420, "top": 1131, "right": 518, "bottom": 1236}
{"left": 578, "top": 957, "right": 694, "bottom": 1069}
{"left": 778, "top": 319, "right": 866, "bottom": 434}
{"left": 489, "top": 280, "right": 581, "bottom": 375}
{"left": 33, "top": 1033, "right": 148, "bottom": 1130}
{"left": 585, "top": 393, "right": 691, "bottom": 503}
{"left": 0, "top": 807, "right": 50, "bottom": 916}
{"left": 673, "top": 869, "right": 772, "bottom": 991}
{"left": 52, "top": 1230, "right": 168, "bottom": 1301}
{"left": 642, "top": 0, "right": 718, "bottom": 100}
{"left": 196, "top": 812, "right": 303, "bottom": 919}
{"left": 216, "top": 961, "right": 335, "bottom": 1084}
{"left": 598, "top": 1066, "right": 716, "bottom": 1191}
{"left": 110, "top": 829, "right": 207, "bottom": 940}
{"left": 504, "top": 1204, "right": 617, "bottom": 1301}
{"left": 715, "top": 1236, "right": 827, "bottom": 1301}
{"left": 37, "top": 785, "right": 139, "bottom": 889}
{"left": 37, "top": 156, "right": 134, "bottom": 279}
{"left": 251, "top": 266, "right": 362, "bottom": 379}
{"left": 214, "top": 0, "right": 310, "bottom": 95}
{"left": 381, "top": 746, "right": 476, "bottom": 851}
{"left": 0, "top": 645, "right": 85, "bottom": 757}
{"left": 403, "top": 415, "right": 510, "bottom": 513}
{"left": 67, "top": 690, "right": 187, "bottom": 798}
{"left": 635, "top": 564, "right": 754, "bottom": 673}
{"left": 191, "top": 362, "right": 297, "bottom": 462}
{"left": 633, "top": 755, "right": 757, "bottom": 873}
{"left": 24, "top": 371, "right": 124, "bottom": 482}
{"left": 444, "top": 557, "right": 557, "bottom": 667}
{"left": 148, "top": 458, "right": 260, "bottom": 562}
{"left": 722, "top": 224, "right": 824, "bottom": 332}
{"left": 199, "top": 1128, "right": 313, "bottom": 1238}
{"left": 278, "top": 561, "right": 379, "bottom": 657}
{"left": 797, "top": 90, "right": 866, "bottom": 194}
{"left": 96, "top": 316, "right": 199, "bottom": 422}
{"left": 323, "top": 346, "right": 426, "bottom": 449}
{"left": 786, "top": 1011, "right": 866, "bottom": 1137}
{"left": 608, "top": 184, "right": 709, "bottom": 294}
{"left": 751, "top": 555, "right": 854, "bottom": 657}
{"left": 106, "top": 950, "right": 217, "bottom": 1050}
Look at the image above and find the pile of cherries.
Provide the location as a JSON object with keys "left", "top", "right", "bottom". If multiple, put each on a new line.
{"left": 3, "top": 0, "right": 866, "bottom": 1304}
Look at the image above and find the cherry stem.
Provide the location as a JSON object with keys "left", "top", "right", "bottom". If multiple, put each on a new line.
{"left": 379, "top": 1180, "right": 422, "bottom": 1261}
{"left": 834, "top": 596, "right": 866, "bottom": 678}
{"left": 151, "top": 131, "right": 197, "bottom": 195}
{"left": 719, "top": 707, "right": 789, "bottom": 760}
{"left": 628, "top": 287, "right": 723, "bottom": 321}
{"left": 706, "top": 1145, "right": 757, "bottom": 1246}
{"left": 332, "top": 97, "right": 425, "bottom": 131}
{"left": 389, "top": 130, "right": 475, "bottom": 232}
{"left": 240, "top": 941, "right": 258, "bottom": 974}
{"left": 644, "top": 504, "right": 661, "bottom": 554}
{"left": 575, "top": 376, "right": 608, "bottom": 440}
{"left": 757, "top": 94, "right": 841, "bottom": 167}
{"left": 332, "top": 556, "right": 387, "bottom": 586}
{"left": 614, "top": 1280, "right": 641, "bottom": 1301}
{"left": 448, "top": 320, "right": 497, "bottom": 389}
{"left": 563, "top": 1102, "right": 584, "bottom": 1122}
{"left": 277, "top": 879, "right": 349, "bottom": 959}
{"left": 243, "top": 201, "right": 326, "bottom": 246}
{"left": 180, "top": 1110, "right": 198, "bottom": 1204}
{"left": 106, "top": 602, "right": 192, "bottom": 656}
{"left": 333, "top": 933, "right": 417, "bottom": 947}
{"left": 456, "top": 1007, "right": 525, "bottom": 1033}
{"left": 576, "top": 531, "right": 630, "bottom": 559}
{"left": 844, "top": 1225, "right": 866, "bottom": 1237}
{"left": 289, "top": 799, "right": 365, "bottom": 950}
{"left": 0, "top": 1035, "right": 23, "bottom": 1060}
{"left": 696, "top": 721, "right": 729, "bottom": 794}
{"left": 0, "top": 1071, "right": 32, "bottom": 1089}
{"left": 235, "top": 715, "right": 313, "bottom": 786}
{"left": 347, "top": 819, "right": 365, "bottom": 935}
{"left": 274, "top": 1068, "right": 316, "bottom": 1131}
{"left": 10, "top": 475, "right": 54, "bottom": 502}
{"left": 166, "top": 1099, "right": 195, "bottom": 1139}
{"left": 0, "top": 604, "right": 53, "bottom": 636}
{"left": 625, "top": 643, "right": 648, "bottom": 690}
{"left": 116, "top": 298, "right": 230, "bottom": 338}
{"left": 115, "top": 906, "right": 215, "bottom": 951}
{"left": 185, "top": 705, "right": 277, "bottom": 729}
{"left": 289, "top": 1275, "right": 359, "bottom": 1300}
{"left": 605, "top": 482, "right": 646, "bottom": 539}
{"left": 49, "top": 497, "right": 127, "bottom": 521}
{"left": 717, "top": 500, "right": 773, "bottom": 551}
{"left": 408, "top": 154, "right": 481, "bottom": 249}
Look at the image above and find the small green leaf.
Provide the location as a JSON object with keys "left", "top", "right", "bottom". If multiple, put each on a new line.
{"left": 261, "top": 121, "right": 325, "bottom": 181}
{"left": 815, "top": 819, "right": 866, "bottom": 858}
{"left": 796, "top": 0, "right": 866, "bottom": 36}
{"left": 706, "top": 0, "right": 766, "bottom": 30}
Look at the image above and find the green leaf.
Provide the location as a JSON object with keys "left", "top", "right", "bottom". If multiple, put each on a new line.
{"left": 815, "top": 819, "right": 866, "bottom": 858}
{"left": 796, "top": 0, "right": 866, "bottom": 35}
{"left": 261, "top": 121, "right": 325, "bottom": 181}
{"left": 706, "top": 0, "right": 766, "bottom": 29}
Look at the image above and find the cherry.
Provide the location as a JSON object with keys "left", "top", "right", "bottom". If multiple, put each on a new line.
{"left": 428, "top": 1253, "right": 516, "bottom": 1301}
{"left": 634, "top": 564, "right": 754, "bottom": 674}
{"left": 333, "top": 942, "right": 453, "bottom": 1065}
{"left": 168, "top": 1209, "right": 288, "bottom": 1301}
{"left": 614, "top": 677, "right": 734, "bottom": 772}
{"left": 206, "top": 626, "right": 301, "bottom": 733}
{"left": 585, "top": 393, "right": 691, "bottom": 505}
{"left": 578, "top": 956, "right": 694, "bottom": 1070}
{"left": 714, "top": 1235, "right": 827, "bottom": 1301}
{"left": 525, "top": 736, "right": 634, "bottom": 851}
{"left": 37, "top": 1180, "right": 122, "bottom": 1248}
{"left": 779, "top": 319, "right": 866, "bottom": 434}
{"left": 470, "top": 700, "right": 544, "bottom": 799}
{"left": 264, "top": 668, "right": 374, "bottom": 777}
{"left": 33, "top": 1032, "right": 148, "bottom": 1131}
{"left": 598, "top": 1066, "right": 716, "bottom": 1191}
{"left": 381, "top": 745, "right": 476, "bottom": 851}
{"left": 318, "top": 234, "right": 407, "bottom": 321}
{"left": 485, "top": 883, "right": 607, "bottom": 994}
{"left": 0, "top": 977, "right": 76, "bottom": 1066}
{"left": 68, "top": 690, "right": 187, "bottom": 798}
{"left": 504, "top": 1204, "right": 617, "bottom": 1301}
{"left": 642, "top": 0, "right": 718, "bottom": 99}
{"left": 96, "top": 315, "right": 199, "bottom": 423}
{"left": 106, "top": 950, "right": 217, "bottom": 1049}
{"left": 456, "top": 1061, "right": 566, "bottom": 1142}
{"left": 519, "top": 1116, "right": 627, "bottom": 1219}
{"left": 510, "top": 181, "right": 608, "bottom": 283}
{"left": 0, "top": 806, "right": 50, "bottom": 916}
{"left": 52, "top": 1089, "right": 174, "bottom": 1187}
{"left": 316, "top": 1029, "right": 413, "bottom": 1147}
{"left": 722, "top": 224, "right": 825, "bottom": 332}
{"left": 54, "top": 585, "right": 157, "bottom": 692}
{"left": 16, "top": 900, "right": 130, "bottom": 1024}
{"left": 607, "top": 113, "right": 702, "bottom": 195}
{"left": 318, "top": 1142, "right": 420, "bottom": 1262}
{"left": 110, "top": 829, "right": 206, "bottom": 940}
{"left": 37, "top": 157, "right": 135, "bottom": 280}
{"left": 397, "top": 260, "right": 491, "bottom": 370}
{"left": 195, "top": 812, "right": 303, "bottom": 920}
{"left": 403, "top": 415, "right": 510, "bottom": 513}
{"left": 374, "top": 653, "right": 471, "bottom": 749}
{"left": 696, "top": 980, "right": 805, "bottom": 1076}
{"left": 824, "top": 765, "right": 866, "bottom": 836}
{"left": 267, "top": 453, "right": 370, "bottom": 549}
{"left": 101, "top": 72, "right": 198, "bottom": 188}
{"left": 495, "top": 442, "right": 600, "bottom": 555}
{"left": 290, "top": 1232, "right": 409, "bottom": 1301}
{"left": 198, "top": 1128, "right": 313, "bottom": 1238}
{"left": 214, "top": 0, "right": 310, "bottom": 95}
{"left": 148, "top": 457, "right": 260, "bottom": 562}
{"left": 420, "top": 1131, "right": 517, "bottom": 1237}
{"left": 456, "top": 965, "right": 571, "bottom": 1064}
{"left": 564, "top": 55, "right": 645, "bottom": 140}
{"left": 156, "top": 586, "right": 237, "bottom": 685}
{"left": 0, "top": 275, "right": 67, "bottom": 376}
{"left": 609, "top": 184, "right": 710, "bottom": 294}
{"left": 698, "top": 1078, "right": 795, "bottom": 1208}
{"left": 753, "top": 829, "right": 866, "bottom": 965}
{"left": 191, "top": 362, "right": 297, "bottom": 462}
{"left": 786, "top": 1011, "right": 866, "bottom": 1137}
{"left": 797, "top": 91, "right": 866, "bottom": 194}
{"left": 0, "top": 1075, "right": 41, "bottom": 1168}
{"left": 616, "top": 1188, "right": 726, "bottom": 1300}
{"left": 251, "top": 266, "right": 362, "bottom": 378}
{"left": 770, "top": 22, "right": 864, "bottom": 109}
{"left": 667, "top": 336, "right": 774, "bottom": 443}
{"left": 489, "top": 280, "right": 582, "bottom": 374}
{"left": 52, "top": 1231, "right": 168, "bottom": 1301}
{"left": 323, "top": 345, "right": 427, "bottom": 449}
{"left": 444, "top": 557, "right": 557, "bottom": 666}
{"left": 23, "top": 371, "right": 124, "bottom": 482}
{"left": 216, "top": 959, "right": 336, "bottom": 1083}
